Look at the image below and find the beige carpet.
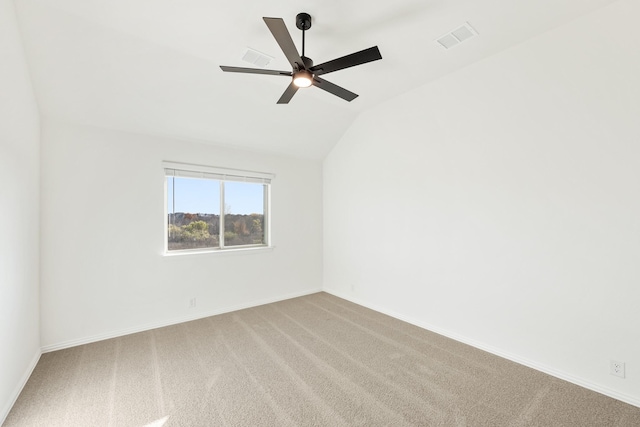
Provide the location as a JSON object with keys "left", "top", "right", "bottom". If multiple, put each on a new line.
{"left": 4, "top": 292, "right": 640, "bottom": 426}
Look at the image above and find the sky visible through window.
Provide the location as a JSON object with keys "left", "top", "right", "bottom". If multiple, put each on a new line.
{"left": 167, "top": 177, "right": 264, "bottom": 215}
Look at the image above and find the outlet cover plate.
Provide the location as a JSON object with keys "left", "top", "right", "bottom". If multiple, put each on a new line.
{"left": 610, "top": 360, "right": 625, "bottom": 378}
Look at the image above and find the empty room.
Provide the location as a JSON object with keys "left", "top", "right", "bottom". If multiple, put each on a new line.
{"left": 1, "top": 0, "right": 639, "bottom": 425}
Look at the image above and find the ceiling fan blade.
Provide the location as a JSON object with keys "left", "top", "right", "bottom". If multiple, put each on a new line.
{"left": 277, "top": 82, "right": 299, "bottom": 104}
{"left": 312, "top": 77, "right": 358, "bottom": 102}
{"left": 220, "top": 66, "right": 292, "bottom": 76}
{"left": 263, "top": 17, "right": 305, "bottom": 69}
{"left": 310, "top": 46, "right": 382, "bottom": 76}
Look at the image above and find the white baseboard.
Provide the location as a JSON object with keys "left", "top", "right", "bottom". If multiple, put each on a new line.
{"left": 1, "top": 349, "right": 41, "bottom": 426}
{"left": 41, "top": 288, "right": 322, "bottom": 353}
{"left": 323, "top": 288, "right": 640, "bottom": 409}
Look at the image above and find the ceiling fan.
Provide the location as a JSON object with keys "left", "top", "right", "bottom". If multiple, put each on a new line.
{"left": 220, "top": 13, "right": 382, "bottom": 104}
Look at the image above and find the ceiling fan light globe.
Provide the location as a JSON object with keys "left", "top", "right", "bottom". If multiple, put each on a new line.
{"left": 293, "top": 70, "right": 313, "bottom": 88}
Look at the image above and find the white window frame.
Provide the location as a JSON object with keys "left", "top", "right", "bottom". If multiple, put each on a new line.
{"left": 163, "top": 161, "right": 273, "bottom": 254}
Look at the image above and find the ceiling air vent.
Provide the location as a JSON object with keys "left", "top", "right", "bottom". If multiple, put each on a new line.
{"left": 436, "top": 22, "right": 478, "bottom": 50}
{"left": 242, "top": 48, "right": 274, "bottom": 68}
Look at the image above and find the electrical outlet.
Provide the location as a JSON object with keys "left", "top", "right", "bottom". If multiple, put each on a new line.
{"left": 189, "top": 297, "right": 197, "bottom": 309}
{"left": 610, "top": 360, "right": 625, "bottom": 378}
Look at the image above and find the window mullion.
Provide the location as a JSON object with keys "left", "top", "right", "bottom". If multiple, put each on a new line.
{"left": 170, "top": 176, "right": 175, "bottom": 248}
{"left": 219, "top": 180, "right": 225, "bottom": 248}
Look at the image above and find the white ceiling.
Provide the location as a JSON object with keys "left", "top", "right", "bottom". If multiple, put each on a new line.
{"left": 15, "top": 0, "right": 616, "bottom": 159}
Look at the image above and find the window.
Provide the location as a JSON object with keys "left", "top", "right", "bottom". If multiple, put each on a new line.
{"left": 164, "top": 162, "right": 272, "bottom": 253}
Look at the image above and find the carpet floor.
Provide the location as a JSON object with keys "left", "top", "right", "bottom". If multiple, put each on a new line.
{"left": 4, "top": 292, "right": 640, "bottom": 426}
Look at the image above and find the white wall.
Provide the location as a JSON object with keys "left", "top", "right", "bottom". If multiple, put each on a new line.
{"left": 0, "top": 0, "right": 41, "bottom": 422}
{"left": 40, "top": 120, "right": 323, "bottom": 349}
{"left": 324, "top": 0, "right": 640, "bottom": 406}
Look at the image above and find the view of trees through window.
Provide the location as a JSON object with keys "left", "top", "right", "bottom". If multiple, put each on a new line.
{"left": 167, "top": 177, "right": 267, "bottom": 251}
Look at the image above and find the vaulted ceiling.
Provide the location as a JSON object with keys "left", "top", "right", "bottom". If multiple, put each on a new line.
{"left": 15, "top": 0, "right": 616, "bottom": 159}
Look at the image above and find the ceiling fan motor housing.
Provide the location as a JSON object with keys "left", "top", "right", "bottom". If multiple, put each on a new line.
{"left": 301, "top": 56, "right": 313, "bottom": 69}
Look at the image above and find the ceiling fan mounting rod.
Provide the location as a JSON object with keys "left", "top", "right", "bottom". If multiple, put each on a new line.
{"left": 296, "top": 12, "right": 311, "bottom": 61}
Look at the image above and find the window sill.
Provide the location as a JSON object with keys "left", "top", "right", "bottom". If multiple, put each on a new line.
{"left": 162, "top": 245, "right": 274, "bottom": 257}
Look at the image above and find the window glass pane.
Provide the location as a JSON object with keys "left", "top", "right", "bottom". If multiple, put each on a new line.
{"left": 167, "top": 177, "right": 220, "bottom": 251}
{"left": 223, "top": 181, "right": 265, "bottom": 247}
